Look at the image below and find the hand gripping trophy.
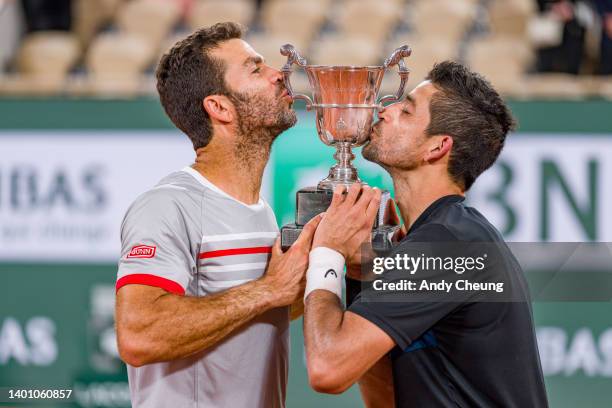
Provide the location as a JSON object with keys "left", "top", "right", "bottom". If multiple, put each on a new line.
{"left": 279, "top": 44, "right": 412, "bottom": 251}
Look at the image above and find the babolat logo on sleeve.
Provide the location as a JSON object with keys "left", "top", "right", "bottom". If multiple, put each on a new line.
{"left": 325, "top": 269, "right": 338, "bottom": 278}
{"left": 127, "top": 245, "right": 157, "bottom": 258}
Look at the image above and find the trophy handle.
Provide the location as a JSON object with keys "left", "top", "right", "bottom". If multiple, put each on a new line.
{"left": 377, "top": 45, "right": 412, "bottom": 109}
{"left": 280, "top": 44, "right": 314, "bottom": 110}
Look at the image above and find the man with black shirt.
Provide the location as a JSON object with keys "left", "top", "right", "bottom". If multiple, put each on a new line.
{"left": 303, "top": 61, "right": 548, "bottom": 407}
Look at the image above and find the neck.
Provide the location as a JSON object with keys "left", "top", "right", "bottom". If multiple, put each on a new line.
{"left": 390, "top": 167, "right": 463, "bottom": 231}
{"left": 193, "top": 133, "right": 272, "bottom": 205}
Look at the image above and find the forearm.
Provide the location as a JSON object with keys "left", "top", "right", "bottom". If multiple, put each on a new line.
{"left": 116, "top": 279, "right": 276, "bottom": 366}
{"left": 303, "top": 291, "right": 361, "bottom": 393}
{"left": 304, "top": 291, "right": 346, "bottom": 361}
{"left": 304, "top": 291, "right": 395, "bottom": 408}
{"left": 303, "top": 291, "right": 395, "bottom": 394}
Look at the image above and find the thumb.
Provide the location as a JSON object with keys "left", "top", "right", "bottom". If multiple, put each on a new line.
{"left": 392, "top": 225, "right": 407, "bottom": 243}
{"left": 383, "top": 198, "right": 401, "bottom": 226}
{"left": 293, "top": 213, "right": 323, "bottom": 250}
{"left": 271, "top": 236, "right": 283, "bottom": 256}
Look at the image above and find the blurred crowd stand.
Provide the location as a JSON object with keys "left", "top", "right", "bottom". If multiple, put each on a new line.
{"left": 0, "top": 0, "right": 611, "bottom": 99}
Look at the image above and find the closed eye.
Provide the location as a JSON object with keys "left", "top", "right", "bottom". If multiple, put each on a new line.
{"left": 252, "top": 67, "right": 261, "bottom": 74}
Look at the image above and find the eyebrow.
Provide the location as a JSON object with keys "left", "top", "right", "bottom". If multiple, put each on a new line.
{"left": 243, "top": 55, "right": 264, "bottom": 66}
{"left": 405, "top": 94, "right": 416, "bottom": 107}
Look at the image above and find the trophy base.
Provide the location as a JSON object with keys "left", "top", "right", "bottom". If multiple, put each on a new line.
{"left": 280, "top": 186, "right": 399, "bottom": 252}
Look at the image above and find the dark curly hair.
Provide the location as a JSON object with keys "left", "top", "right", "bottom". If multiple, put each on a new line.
{"left": 425, "top": 61, "right": 516, "bottom": 190}
{"left": 156, "top": 22, "right": 244, "bottom": 150}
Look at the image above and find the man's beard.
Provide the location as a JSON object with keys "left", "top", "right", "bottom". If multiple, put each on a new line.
{"left": 362, "top": 133, "right": 419, "bottom": 171}
{"left": 362, "top": 140, "right": 393, "bottom": 173}
{"left": 362, "top": 140, "right": 379, "bottom": 164}
{"left": 362, "top": 124, "right": 386, "bottom": 167}
{"left": 229, "top": 87, "right": 297, "bottom": 164}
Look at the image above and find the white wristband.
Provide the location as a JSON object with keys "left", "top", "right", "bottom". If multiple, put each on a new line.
{"left": 304, "top": 247, "right": 346, "bottom": 301}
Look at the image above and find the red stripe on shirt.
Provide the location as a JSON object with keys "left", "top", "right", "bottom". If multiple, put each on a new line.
{"left": 116, "top": 274, "right": 185, "bottom": 295}
{"left": 198, "top": 246, "right": 272, "bottom": 259}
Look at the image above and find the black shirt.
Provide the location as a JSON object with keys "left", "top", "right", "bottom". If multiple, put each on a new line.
{"left": 349, "top": 195, "right": 549, "bottom": 408}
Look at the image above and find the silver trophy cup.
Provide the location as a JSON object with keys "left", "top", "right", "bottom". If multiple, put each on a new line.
{"left": 280, "top": 44, "right": 412, "bottom": 250}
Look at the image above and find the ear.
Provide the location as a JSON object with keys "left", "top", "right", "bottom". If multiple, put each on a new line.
{"left": 425, "top": 135, "right": 453, "bottom": 162}
{"left": 202, "top": 95, "right": 234, "bottom": 124}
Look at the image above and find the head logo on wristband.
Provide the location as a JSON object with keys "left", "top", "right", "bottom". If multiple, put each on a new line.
{"left": 325, "top": 269, "right": 338, "bottom": 278}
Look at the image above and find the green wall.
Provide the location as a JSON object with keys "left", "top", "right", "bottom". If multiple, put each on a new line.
{"left": 0, "top": 97, "right": 611, "bottom": 132}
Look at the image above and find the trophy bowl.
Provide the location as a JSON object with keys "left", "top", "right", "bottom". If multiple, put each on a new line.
{"left": 307, "top": 66, "right": 384, "bottom": 147}
{"left": 281, "top": 44, "right": 411, "bottom": 190}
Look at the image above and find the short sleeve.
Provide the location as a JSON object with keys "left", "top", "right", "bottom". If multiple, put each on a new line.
{"left": 349, "top": 223, "right": 464, "bottom": 349}
{"left": 116, "top": 189, "right": 197, "bottom": 295}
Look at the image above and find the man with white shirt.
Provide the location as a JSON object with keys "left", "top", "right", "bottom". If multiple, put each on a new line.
{"left": 114, "top": 22, "right": 320, "bottom": 408}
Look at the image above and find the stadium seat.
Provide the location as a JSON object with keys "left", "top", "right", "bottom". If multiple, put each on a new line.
{"left": 116, "top": 0, "right": 182, "bottom": 45}
{"left": 527, "top": 12, "right": 564, "bottom": 48}
{"left": 158, "top": 31, "right": 191, "bottom": 63}
{"left": 187, "top": 0, "right": 255, "bottom": 31}
{"left": 599, "top": 77, "right": 612, "bottom": 100}
{"left": 74, "top": 0, "right": 124, "bottom": 45}
{"left": 466, "top": 36, "right": 533, "bottom": 70}
{"left": 247, "top": 33, "right": 309, "bottom": 70}
{"left": 336, "top": 0, "right": 402, "bottom": 43}
{"left": 488, "top": 0, "right": 536, "bottom": 39}
{"left": 86, "top": 32, "right": 155, "bottom": 95}
{"left": 465, "top": 36, "right": 533, "bottom": 95}
{"left": 381, "top": 37, "right": 456, "bottom": 92}
{"left": 576, "top": 76, "right": 603, "bottom": 96}
{"left": 0, "top": 74, "right": 67, "bottom": 95}
{"left": 521, "top": 74, "right": 589, "bottom": 99}
{"left": 17, "top": 31, "right": 80, "bottom": 81}
{"left": 261, "top": 0, "right": 328, "bottom": 45}
{"left": 310, "top": 35, "right": 380, "bottom": 66}
{"left": 411, "top": 0, "right": 476, "bottom": 42}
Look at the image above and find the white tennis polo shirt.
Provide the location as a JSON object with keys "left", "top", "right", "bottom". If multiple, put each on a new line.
{"left": 116, "top": 166, "right": 288, "bottom": 408}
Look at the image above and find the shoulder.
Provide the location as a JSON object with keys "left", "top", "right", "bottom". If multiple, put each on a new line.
{"left": 429, "top": 200, "right": 503, "bottom": 242}
{"left": 403, "top": 222, "right": 459, "bottom": 243}
{"left": 124, "top": 171, "right": 203, "bottom": 222}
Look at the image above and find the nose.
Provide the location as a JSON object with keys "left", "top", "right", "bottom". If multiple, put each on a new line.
{"left": 378, "top": 101, "right": 403, "bottom": 121}
{"left": 377, "top": 106, "right": 388, "bottom": 121}
{"left": 269, "top": 67, "right": 283, "bottom": 85}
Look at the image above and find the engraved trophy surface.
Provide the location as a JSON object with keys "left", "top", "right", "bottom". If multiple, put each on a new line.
{"left": 280, "top": 44, "right": 412, "bottom": 251}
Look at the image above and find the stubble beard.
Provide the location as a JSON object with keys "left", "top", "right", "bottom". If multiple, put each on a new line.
{"left": 362, "top": 140, "right": 379, "bottom": 164}
{"left": 229, "top": 89, "right": 297, "bottom": 166}
{"left": 362, "top": 137, "right": 420, "bottom": 172}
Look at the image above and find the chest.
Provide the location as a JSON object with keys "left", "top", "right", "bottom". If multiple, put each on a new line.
{"left": 194, "top": 201, "right": 279, "bottom": 295}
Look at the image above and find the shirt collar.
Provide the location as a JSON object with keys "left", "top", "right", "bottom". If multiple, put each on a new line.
{"left": 406, "top": 194, "right": 465, "bottom": 235}
{"left": 182, "top": 166, "right": 265, "bottom": 210}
